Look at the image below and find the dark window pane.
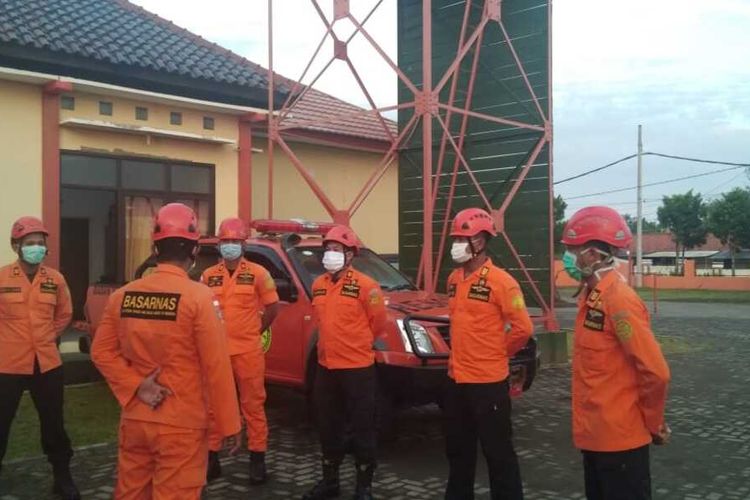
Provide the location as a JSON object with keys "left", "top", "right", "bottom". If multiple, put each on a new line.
{"left": 203, "top": 116, "right": 215, "bottom": 130}
{"left": 99, "top": 101, "right": 113, "bottom": 116}
{"left": 171, "top": 165, "right": 212, "bottom": 194}
{"left": 61, "top": 96, "right": 75, "bottom": 110}
{"left": 122, "top": 160, "right": 166, "bottom": 190}
{"left": 135, "top": 107, "right": 148, "bottom": 120}
{"left": 61, "top": 154, "right": 117, "bottom": 187}
{"left": 170, "top": 112, "right": 182, "bottom": 125}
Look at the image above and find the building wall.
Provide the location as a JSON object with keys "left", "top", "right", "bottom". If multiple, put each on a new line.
{"left": 0, "top": 79, "right": 43, "bottom": 265}
{"left": 554, "top": 259, "right": 750, "bottom": 291}
{"left": 252, "top": 142, "right": 399, "bottom": 255}
{"left": 58, "top": 91, "right": 240, "bottom": 225}
{"left": 0, "top": 80, "right": 399, "bottom": 268}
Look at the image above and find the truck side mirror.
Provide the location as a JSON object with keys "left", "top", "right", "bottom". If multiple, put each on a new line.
{"left": 275, "top": 277, "right": 299, "bottom": 303}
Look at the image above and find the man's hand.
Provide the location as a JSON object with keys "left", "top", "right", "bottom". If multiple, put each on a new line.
{"left": 652, "top": 423, "right": 671, "bottom": 445}
{"left": 136, "top": 367, "right": 172, "bottom": 410}
{"left": 222, "top": 432, "right": 242, "bottom": 456}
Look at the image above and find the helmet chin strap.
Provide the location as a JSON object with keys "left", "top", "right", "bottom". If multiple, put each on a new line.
{"left": 467, "top": 236, "right": 486, "bottom": 259}
{"left": 578, "top": 247, "right": 616, "bottom": 288}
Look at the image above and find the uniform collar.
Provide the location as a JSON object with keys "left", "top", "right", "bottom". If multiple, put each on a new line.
{"left": 327, "top": 265, "right": 356, "bottom": 284}
{"left": 12, "top": 260, "right": 47, "bottom": 281}
{"left": 155, "top": 263, "right": 189, "bottom": 278}
{"left": 461, "top": 257, "right": 492, "bottom": 281}
{"left": 220, "top": 257, "right": 249, "bottom": 276}
{"left": 584, "top": 269, "right": 623, "bottom": 306}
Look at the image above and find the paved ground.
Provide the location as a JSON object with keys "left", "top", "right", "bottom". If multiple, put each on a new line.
{"left": 2, "top": 301, "right": 749, "bottom": 499}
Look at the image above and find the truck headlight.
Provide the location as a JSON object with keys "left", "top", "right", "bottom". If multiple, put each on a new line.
{"left": 397, "top": 319, "right": 435, "bottom": 354}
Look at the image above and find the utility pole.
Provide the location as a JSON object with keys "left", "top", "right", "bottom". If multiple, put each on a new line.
{"left": 635, "top": 124, "right": 643, "bottom": 288}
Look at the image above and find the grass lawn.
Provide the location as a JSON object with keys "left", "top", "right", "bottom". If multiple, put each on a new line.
{"left": 558, "top": 287, "right": 750, "bottom": 304}
{"left": 6, "top": 382, "right": 120, "bottom": 461}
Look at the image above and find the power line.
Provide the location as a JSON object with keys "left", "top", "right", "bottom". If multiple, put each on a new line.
{"left": 566, "top": 165, "right": 747, "bottom": 200}
{"left": 554, "top": 151, "right": 750, "bottom": 186}
{"left": 554, "top": 154, "right": 638, "bottom": 185}
{"left": 647, "top": 152, "right": 750, "bottom": 168}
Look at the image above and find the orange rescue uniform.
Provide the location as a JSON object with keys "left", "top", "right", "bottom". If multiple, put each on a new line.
{"left": 573, "top": 271, "right": 670, "bottom": 452}
{"left": 447, "top": 259, "right": 534, "bottom": 383}
{"left": 0, "top": 263, "right": 72, "bottom": 375}
{"left": 92, "top": 264, "right": 240, "bottom": 500}
{"left": 201, "top": 258, "right": 279, "bottom": 452}
{"left": 311, "top": 268, "right": 387, "bottom": 369}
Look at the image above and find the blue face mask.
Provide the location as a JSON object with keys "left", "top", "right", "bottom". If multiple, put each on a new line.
{"left": 219, "top": 243, "right": 243, "bottom": 261}
{"left": 21, "top": 245, "right": 47, "bottom": 265}
{"left": 562, "top": 250, "right": 582, "bottom": 281}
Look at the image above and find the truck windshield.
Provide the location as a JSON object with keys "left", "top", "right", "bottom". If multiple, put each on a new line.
{"left": 288, "top": 247, "right": 416, "bottom": 294}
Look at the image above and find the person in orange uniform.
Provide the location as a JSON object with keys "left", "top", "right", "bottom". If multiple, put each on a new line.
{"left": 0, "top": 217, "right": 80, "bottom": 499}
{"left": 444, "top": 208, "right": 533, "bottom": 500}
{"left": 91, "top": 203, "right": 241, "bottom": 500}
{"left": 561, "top": 206, "right": 670, "bottom": 500}
{"left": 302, "top": 225, "right": 387, "bottom": 500}
{"left": 201, "top": 217, "right": 280, "bottom": 485}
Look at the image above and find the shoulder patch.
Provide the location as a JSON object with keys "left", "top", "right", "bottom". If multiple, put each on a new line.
{"left": 265, "top": 275, "right": 276, "bottom": 291}
{"left": 368, "top": 288, "right": 382, "bottom": 305}
{"left": 511, "top": 294, "right": 525, "bottom": 310}
{"left": 615, "top": 319, "right": 633, "bottom": 342}
{"left": 121, "top": 292, "right": 181, "bottom": 321}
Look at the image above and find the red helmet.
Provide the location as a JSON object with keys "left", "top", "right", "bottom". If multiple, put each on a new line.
{"left": 217, "top": 217, "right": 248, "bottom": 241}
{"left": 450, "top": 208, "right": 497, "bottom": 238}
{"left": 323, "top": 225, "right": 361, "bottom": 252}
{"left": 152, "top": 203, "right": 200, "bottom": 242}
{"left": 11, "top": 216, "right": 48, "bottom": 242}
{"left": 561, "top": 206, "right": 632, "bottom": 249}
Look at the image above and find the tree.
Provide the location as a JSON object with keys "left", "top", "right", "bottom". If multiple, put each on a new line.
{"left": 553, "top": 195, "right": 567, "bottom": 256}
{"left": 656, "top": 190, "right": 708, "bottom": 274}
{"left": 623, "top": 214, "right": 662, "bottom": 234}
{"left": 707, "top": 187, "right": 750, "bottom": 276}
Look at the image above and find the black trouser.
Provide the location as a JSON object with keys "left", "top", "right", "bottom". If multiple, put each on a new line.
{"left": 0, "top": 360, "right": 73, "bottom": 470}
{"left": 582, "top": 445, "right": 651, "bottom": 500}
{"left": 314, "top": 363, "right": 376, "bottom": 466}
{"left": 443, "top": 378, "right": 523, "bottom": 500}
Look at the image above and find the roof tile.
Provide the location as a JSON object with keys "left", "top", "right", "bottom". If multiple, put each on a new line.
{"left": 0, "top": 0, "right": 395, "bottom": 142}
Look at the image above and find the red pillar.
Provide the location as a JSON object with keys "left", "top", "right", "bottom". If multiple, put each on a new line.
{"left": 41, "top": 81, "right": 72, "bottom": 270}
{"left": 238, "top": 117, "right": 253, "bottom": 224}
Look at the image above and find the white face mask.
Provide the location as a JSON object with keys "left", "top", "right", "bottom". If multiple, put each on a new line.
{"left": 322, "top": 250, "right": 346, "bottom": 273}
{"left": 451, "top": 241, "right": 472, "bottom": 263}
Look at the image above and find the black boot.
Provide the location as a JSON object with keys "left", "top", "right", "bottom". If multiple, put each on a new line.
{"left": 352, "top": 463, "right": 375, "bottom": 500}
{"left": 249, "top": 451, "right": 268, "bottom": 485}
{"left": 207, "top": 450, "right": 222, "bottom": 482}
{"left": 52, "top": 463, "right": 81, "bottom": 500}
{"left": 301, "top": 458, "right": 341, "bottom": 500}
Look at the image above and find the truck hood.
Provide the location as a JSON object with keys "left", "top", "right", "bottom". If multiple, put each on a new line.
{"left": 385, "top": 291, "right": 449, "bottom": 317}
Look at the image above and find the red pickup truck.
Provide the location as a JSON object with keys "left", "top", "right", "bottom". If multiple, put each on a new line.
{"left": 80, "top": 220, "right": 539, "bottom": 436}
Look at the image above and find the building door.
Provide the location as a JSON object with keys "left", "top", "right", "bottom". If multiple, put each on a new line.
{"left": 60, "top": 218, "right": 89, "bottom": 320}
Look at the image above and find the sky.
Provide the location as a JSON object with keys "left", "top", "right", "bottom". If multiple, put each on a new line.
{"left": 131, "top": 0, "right": 750, "bottom": 220}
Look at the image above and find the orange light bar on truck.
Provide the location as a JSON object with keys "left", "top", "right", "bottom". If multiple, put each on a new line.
{"left": 251, "top": 219, "right": 338, "bottom": 235}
